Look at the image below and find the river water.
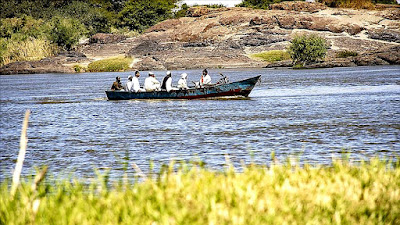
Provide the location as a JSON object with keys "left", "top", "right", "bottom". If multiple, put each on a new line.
{"left": 1, "top": 66, "right": 399, "bottom": 180}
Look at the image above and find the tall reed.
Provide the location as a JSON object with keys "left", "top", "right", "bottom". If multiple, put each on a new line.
{"left": 0, "top": 38, "right": 57, "bottom": 66}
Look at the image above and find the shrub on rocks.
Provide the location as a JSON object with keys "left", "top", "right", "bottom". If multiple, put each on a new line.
{"left": 288, "top": 34, "right": 328, "bottom": 66}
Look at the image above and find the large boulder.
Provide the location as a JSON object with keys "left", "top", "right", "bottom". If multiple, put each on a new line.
{"left": 219, "top": 15, "right": 249, "bottom": 26}
{"left": 240, "top": 34, "right": 287, "bottom": 46}
{"left": 367, "top": 29, "right": 400, "bottom": 43}
{"left": 375, "top": 45, "right": 400, "bottom": 64}
{"left": 134, "top": 56, "right": 165, "bottom": 71}
{"left": 186, "top": 7, "right": 229, "bottom": 17}
{"left": 146, "top": 19, "right": 182, "bottom": 32}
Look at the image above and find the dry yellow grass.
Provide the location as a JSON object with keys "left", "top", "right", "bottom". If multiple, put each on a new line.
{"left": 1, "top": 38, "right": 57, "bottom": 66}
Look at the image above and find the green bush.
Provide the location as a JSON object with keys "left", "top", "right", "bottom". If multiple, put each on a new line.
{"left": 0, "top": 16, "right": 49, "bottom": 40}
{"left": 73, "top": 64, "right": 86, "bottom": 73}
{"left": 251, "top": 50, "right": 291, "bottom": 62}
{"left": 174, "top": 3, "right": 189, "bottom": 18}
{"left": 288, "top": 34, "right": 328, "bottom": 66}
{"left": 60, "top": 1, "right": 113, "bottom": 35}
{"left": 336, "top": 50, "right": 358, "bottom": 58}
{"left": 87, "top": 56, "right": 132, "bottom": 72}
{"left": 47, "top": 17, "right": 87, "bottom": 50}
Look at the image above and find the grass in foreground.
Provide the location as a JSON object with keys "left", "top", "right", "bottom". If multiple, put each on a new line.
{"left": 1, "top": 158, "right": 399, "bottom": 225}
{"left": 87, "top": 56, "right": 132, "bottom": 72}
{"left": 250, "top": 50, "right": 290, "bottom": 63}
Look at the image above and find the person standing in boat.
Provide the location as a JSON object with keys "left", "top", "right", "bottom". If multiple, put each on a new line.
{"left": 144, "top": 72, "right": 161, "bottom": 92}
{"left": 200, "top": 69, "right": 211, "bottom": 86}
{"left": 161, "top": 71, "right": 177, "bottom": 92}
{"left": 178, "top": 73, "right": 188, "bottom": 89}
{"left": 111, "top": 76, "right": 124, "bottom": 91}
{"left": 132, "top": 70, "right": 145, "bottom": 92}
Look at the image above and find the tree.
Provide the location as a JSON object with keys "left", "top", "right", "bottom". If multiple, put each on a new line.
{"left": 118, "top": 0, "right": 178, "bottom": 32}
{"left": 175, "top": 3, "right": 189, "bottom": 18}
{"left": 287, "top": 34, "right": 328, "bottom": 66}
{"left": 47, "top": 17, "right": 87, "bottom": 50}
{"left": 61, "top": 1, "right": 113, "bottom": 35}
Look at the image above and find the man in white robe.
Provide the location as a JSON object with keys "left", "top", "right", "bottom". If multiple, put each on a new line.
{"left": 132, "top": 71, "right": 145, "bottom": 92}
{"left": 144, "top": 72, "right": 161, "bottom": 92}
{"left": 178, "top": 73, "right": 188, "bottom": 89}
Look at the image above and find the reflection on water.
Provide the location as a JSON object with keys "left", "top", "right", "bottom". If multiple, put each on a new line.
{"left": 1, "top": 66, "right": 399, "bottom": 180}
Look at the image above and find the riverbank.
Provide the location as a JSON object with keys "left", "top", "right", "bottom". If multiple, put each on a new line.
{"left": 1, "top": 158, "right": 399, "bottom": 224}
{"left": 1, "top": 2, "right": 399, "bottom": 75}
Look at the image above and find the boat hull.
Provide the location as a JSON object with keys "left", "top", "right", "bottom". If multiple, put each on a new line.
{"left": 106, "top": 75, "right": 260, "bottom": 100}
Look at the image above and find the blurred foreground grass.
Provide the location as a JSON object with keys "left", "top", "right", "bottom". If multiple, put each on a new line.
{"left": 1, "top": 158, "right": 399, "bottom": 225}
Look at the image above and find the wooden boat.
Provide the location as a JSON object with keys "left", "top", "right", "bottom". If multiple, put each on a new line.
{"left": 105, "top": 75, "right": 260, "bottom": 100}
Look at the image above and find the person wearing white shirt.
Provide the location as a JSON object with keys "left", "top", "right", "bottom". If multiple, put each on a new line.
{"left": 178, "top": 73, "right": 188, "bottom": 89}
{"left": 125, "top": 75, "right": 134, "bottom": 92}
{"left": 144, "top": 72, "right": 161, "bottom": 92}
{"left": 132, "top": 71, "right": 145, "bottom": 92}
{"left": 200, "top": 69, "right": 211, "bottom": 86}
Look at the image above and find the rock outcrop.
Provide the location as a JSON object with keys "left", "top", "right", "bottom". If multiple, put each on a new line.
{"left": 269, "top": 1, "right": 327, "bottom": 12}
{"left": 0, "top": 52, "right": 85, "bottom": 75}
{"left": 123, "top": 4, "right": 399, "bottom": 70}
{"left": 89, "top": 33, "right": 127, "bottom": 44}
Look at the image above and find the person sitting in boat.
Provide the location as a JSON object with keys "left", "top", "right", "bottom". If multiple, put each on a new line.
{"left": 177, "top": 73, "right": 188, "bottom": 89}
{"left": 200, "top": 69, "right": 211, "bottom": 86}
{"left": 132, "top": 70, "right": 145, "bottom": 92}
{"left": 144, "top": 72, "right": 161, "bottom": 92}
{"left": 125, "top": 75, "right": 134, "bottom": 92}
{"left": 161, "top": 71, "right": 173, "bottom": 92}
{"left": 111, "top": 76, "right": 124, "bottom": 91}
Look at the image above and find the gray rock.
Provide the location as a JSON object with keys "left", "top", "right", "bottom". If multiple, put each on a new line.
{"left": 368, "top": 29, "right": 400, "bottom": 43}
{"left": 89, "top": 33, "right": 126, "bottom": 44}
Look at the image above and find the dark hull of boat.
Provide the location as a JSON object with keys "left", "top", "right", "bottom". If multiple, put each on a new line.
{"left": 105, "top": 75, "right": 260, "bottom": 100}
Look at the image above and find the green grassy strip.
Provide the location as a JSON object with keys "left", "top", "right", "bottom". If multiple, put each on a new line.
{"left": 336, "top": 50, "right": 358, "bottom": 58}
{"left": 1, "top": 158, "right": 399, "bottom": 224}
{"left": 250, "top": 50, "right": 291, "bottom": 62}
{"left": 87, "top": 57, "right": 132, "bottom": 72}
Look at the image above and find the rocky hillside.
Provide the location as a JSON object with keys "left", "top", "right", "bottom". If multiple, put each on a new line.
{"left": 1, "top": 2, "right": 399, "bottom": 74}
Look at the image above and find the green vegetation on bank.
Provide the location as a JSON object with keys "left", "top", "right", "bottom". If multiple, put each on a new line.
{"left": 0, "top": 0, "right": 180, "bottom": 67}
{"left": 319, "top": 0, "right": 397, "bottom": 9}
{"left": 237, "top": 0, "right": 398, "bottom": 9}
{"left": 87, "top": 56, "right": 132, "bottom": 72}
{"left": 1, "top": 158, "right": 399, "bottom": 224}
{"left": 250, "top": 50, "right": 290, "bottom": 62}
{"left": 336, "top": 50, "right": 359, "bottom": 58}
{"left": 288, "top": 34, "right": 328, "bottom": 67}
{"left": 0, "top": 16, "right": 88, "bottom": 66}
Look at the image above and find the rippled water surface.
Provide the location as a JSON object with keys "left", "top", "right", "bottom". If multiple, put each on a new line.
{"left": 1, "top": 66, "right": 399, "bottom": 180}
